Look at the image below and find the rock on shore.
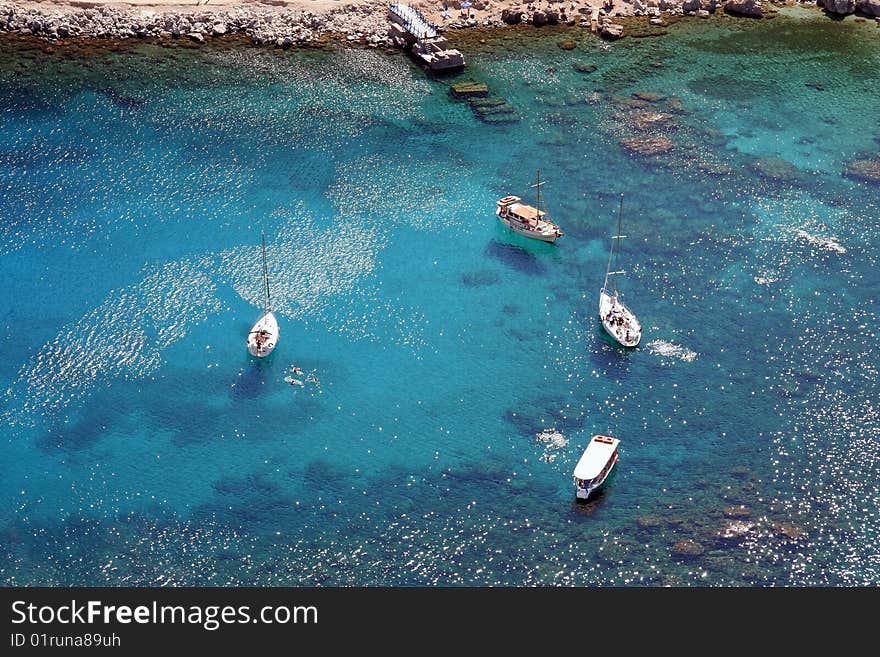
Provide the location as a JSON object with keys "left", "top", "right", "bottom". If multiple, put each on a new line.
{"left": 500, "top": 8, "right": 523, "bottom": 24}
{"left": 723, "top": 0, "right": 764, "bottom": 17}
{"left": 857, "top": 0, "right": 880, "bottom": 16}
{"left": 601, "top": 22, "right": 626, "bottom": 39}
{"left": 814, "top": 0, "right": 880, "bottom": 13}
{"left": 818, "top": 0, "right": 855, "bottom": 13}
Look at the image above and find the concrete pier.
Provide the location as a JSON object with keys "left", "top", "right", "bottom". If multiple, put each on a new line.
{"left": 388, "top": 3, "right": 465, "bottom": 72}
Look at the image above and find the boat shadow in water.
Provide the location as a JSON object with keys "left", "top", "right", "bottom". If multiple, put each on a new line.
{"left": 571, "top": 487, "right": 612, "bottom": 515}
{"left": 231, "top": 353, "right": 277, "bottom": 401}
{"left": 571, "top": 467, "right": 619, "bottom": 515}
{"left": 587, "top": 326, "right": 638, "bottom": 373}
{"left": 484, "top": 240, "right": 547, "bottom": 276}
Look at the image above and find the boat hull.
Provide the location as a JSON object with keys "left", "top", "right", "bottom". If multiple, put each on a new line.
{"left": 247, "top": 311, "right": 279, "bottom": 358}
{"left": 496, "top": 208, "right": 560, "bottom": 243}
{"left": 599, "top": 289, "right": 641, "bottom": 347}
{"left": 575, "top": 462, "right": 617, "bottom": 499}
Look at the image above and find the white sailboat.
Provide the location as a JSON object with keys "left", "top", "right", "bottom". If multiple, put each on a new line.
{"left": 599, "top": 194, "right": 641, "bottom": 348}
{"left": 247, "top": 232, "right": 279, "bottom": 358}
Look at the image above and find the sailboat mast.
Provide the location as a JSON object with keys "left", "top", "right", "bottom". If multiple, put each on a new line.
{"left": 613, "top": 193, "right": 624, "bottom": 296}
{"left": 603, "top": 198, "right": 617, "bottom": 293}
{"left": 535, "top": 169, "right": 542, "bottom": 219}
{"left": 261, "top": 231, "right": 270, "bottom": 313}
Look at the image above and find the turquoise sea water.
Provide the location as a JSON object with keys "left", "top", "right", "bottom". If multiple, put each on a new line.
{"left": 1, "top": 8, "right": 879, "bottom": 585}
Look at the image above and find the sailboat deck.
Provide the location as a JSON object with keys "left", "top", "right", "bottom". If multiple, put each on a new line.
{"left": 508, "top": 203, "right": 547, "bottom": 221}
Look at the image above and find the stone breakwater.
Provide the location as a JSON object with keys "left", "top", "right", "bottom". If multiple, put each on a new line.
{"left": 0, "top": 1, "right": 877, "bottom": 47}
{"left": 0, "top": 3, "right": 396, "bottom": 46}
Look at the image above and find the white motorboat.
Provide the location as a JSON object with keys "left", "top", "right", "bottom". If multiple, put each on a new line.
{"left": 573, "top": 434, "right": 620, "bottom": 500}
{"left": 247, "top": 231, "right": 279, "bottom": 358}
{"left": 496, "top": 170, "right": 563, "bottom": 243}
{"left": 599, "top": 193, "right": 641, "bottom": 347}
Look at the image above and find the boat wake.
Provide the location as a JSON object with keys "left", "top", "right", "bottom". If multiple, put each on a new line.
{"left": 536, "top": 428, "right": 568, "bottom": 463}
{"left": 645, "top": 339, "right": 697, "bottom": 363}
{"left": 793, "top": 229, "right": 846, "bottom": 254}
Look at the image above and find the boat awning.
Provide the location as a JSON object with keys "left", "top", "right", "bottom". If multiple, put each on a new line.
{"left": 573, "top": 435, "right": 620, "bottom": 480}
{"left": 510, "top": 203, "right": 546, "bottom": 220}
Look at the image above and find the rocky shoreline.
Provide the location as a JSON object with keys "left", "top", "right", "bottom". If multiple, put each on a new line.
{"left": 0, "top": 2, "right": 396, "bottom": 47}
{"left": 0, "top": 0, "right": 878, "bottom": 49}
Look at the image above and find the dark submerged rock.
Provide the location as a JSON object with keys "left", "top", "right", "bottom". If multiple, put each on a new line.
{"left": 771, "top": 521, "right": 806, "bottom": 541}
{"left": 751, "top": 156, "right": 798, "bottom": 183}
{"left": 629, "top": 110, "right": 676, "bottom": 131}
{"left": 632, "top": 91, "right": 667, "bottom": 103}
{"left": 620, "top": 135, "right": 675, "bottom": 156}
{"left": 717, "top": 520, "right": 755, "bottom": 541}
{"left": 637, "top": 514, "right": 663, "bottom": 530}
{"left": 572, "top": 61, "right": 598, "bottom": 74}
{"left": 843, "top": 159, "right": 880, "bottom": 185}
{"left": 672, "top": 539, "right": 705, "bottom": 558}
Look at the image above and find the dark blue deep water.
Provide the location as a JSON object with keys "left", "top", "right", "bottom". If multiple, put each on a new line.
{"left": 2, "top": 8, "right": 879, "bottom": 585}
